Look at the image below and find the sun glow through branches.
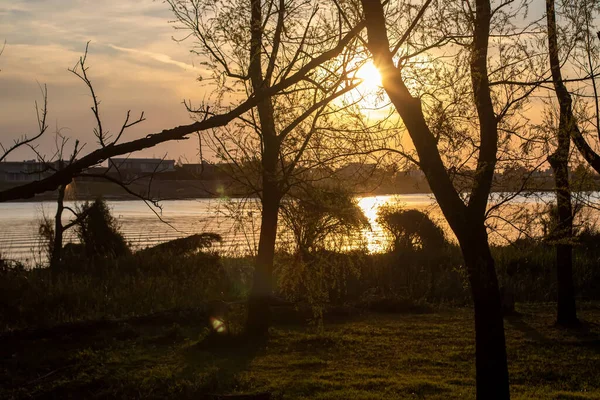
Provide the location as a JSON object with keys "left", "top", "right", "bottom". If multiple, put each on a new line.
{"left": 355, "top": 61, "right": 383, "bottom": 91}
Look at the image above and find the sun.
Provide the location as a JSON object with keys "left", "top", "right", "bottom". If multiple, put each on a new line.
{"left": 355, "top": 61, "right": 383, "bottom": 91}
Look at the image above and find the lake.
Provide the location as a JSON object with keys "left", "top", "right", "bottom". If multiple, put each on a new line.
{"left": 0, "top": 192, "right": 597, "bottom": 265}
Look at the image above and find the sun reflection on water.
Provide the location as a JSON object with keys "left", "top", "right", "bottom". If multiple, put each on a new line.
{"left": 357, "top": 194, "right": 439, "bottom": 253}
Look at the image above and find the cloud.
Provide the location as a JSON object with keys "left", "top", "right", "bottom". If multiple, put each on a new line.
{"left": 0, "top": 0, "right": 211, "bottom": 162}
{"left": 107, "top": 44, "right": 197, "bottom": 72}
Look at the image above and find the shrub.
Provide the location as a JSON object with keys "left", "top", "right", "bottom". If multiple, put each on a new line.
{"left": 277, "top": 186, "right": 370, "bottom": 323}
{"left": 280, "top": 186, "right": 370, "bottom": 255}
{"left": 377, "top": 206, "right": 446, "bottom": 252}
{"left": 75, "top": 198, "right": 130, "bottom": 259}
{"left": 375, "top": 206, "right": 462, "bottom": 301}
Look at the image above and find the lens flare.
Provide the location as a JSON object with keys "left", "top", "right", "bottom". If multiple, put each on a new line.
{"left": 210, "top": 317, "right": 226, "bottom": 333}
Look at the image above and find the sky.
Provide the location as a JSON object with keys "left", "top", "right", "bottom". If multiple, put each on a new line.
{"left": 0, "top": 0, "right": 580, "bottom": 168}
{"left": 0, "top": 0, "right": 210, "bottom": 163}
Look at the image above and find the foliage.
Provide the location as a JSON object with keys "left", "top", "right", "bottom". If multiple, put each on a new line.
{"left": 38, "top": 216, "right": 55, "bottom": 261}
{"left": 3, "top": 232, "right": 600, "bottom": 331}
{"left": 280, "top": 186, "right": 371, "bottom": 255}
{"left": 276, "top": 251, "right": 366, "bottom": 326}
{"left": 0, "top": 248, "right": 232, "bottom": 331}
{"left": 377, "top": 205, "right": 447, "bottom": 252}
{"left": 74, "top": 198, "right": 130, "bottom": 259}
{"left": 277, "top": 187, "right": 370, "bottom": 324}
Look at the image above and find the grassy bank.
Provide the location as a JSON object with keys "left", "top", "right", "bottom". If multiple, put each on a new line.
{"left": 2, "top": 304, "right": 599, "bottom": 399}
{"left": 3, "top": 236, "right": 600, "bottom": 332}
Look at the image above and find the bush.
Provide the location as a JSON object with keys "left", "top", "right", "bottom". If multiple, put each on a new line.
{"left": 277, "top": 186, "right": 370, "bottom": 323}
{"left": 75, "top": 198, "right": 130, "bottom": 259}
{"left": 377, "top": 206, "right": 446, "bottom": 252}
{"left": 374, "top": 206, "right": 461, "bottom": 301}
{"left": 280, "top": 186, "right": 370, "bottom": 255}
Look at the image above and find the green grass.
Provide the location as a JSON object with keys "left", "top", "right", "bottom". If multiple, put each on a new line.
{"left": 2, "top": 304, "right": 599, "bottom": 399}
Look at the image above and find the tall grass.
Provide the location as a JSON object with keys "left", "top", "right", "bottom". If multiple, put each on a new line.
{"left": 3, "top": 237, "right": 600, "bottom": 332}
{"left": 0, "top": 250, "right": 231, "bottom": 331}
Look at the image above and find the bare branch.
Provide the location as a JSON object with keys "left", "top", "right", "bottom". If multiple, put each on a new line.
{"left": 0, "top": 22, "right": 363, "bottom": 202}
{"left": 0, "top": 84, "right": 48, "bottom": 162}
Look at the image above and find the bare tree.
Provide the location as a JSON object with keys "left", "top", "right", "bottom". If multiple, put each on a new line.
{"left": 543, "top": 0, "right": 580, "bottom": 326}
{"left": 46, "top": 136, "right": 81, "bottom": 269}
{"left": 167, "top": 0, "right": 384, "bottom": 334}
{"left": 351, "top": 0, "right": 539, "bottom": 397}
{"left": 33, "top": 47, "right": 162, "bottom": 269}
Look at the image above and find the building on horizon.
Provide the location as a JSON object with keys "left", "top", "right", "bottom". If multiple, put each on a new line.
{"left": 108, "top": 158, "right": 176, "bottom": 178}
{"left": 0, "top": 160, "right": 66, "bottom": 182}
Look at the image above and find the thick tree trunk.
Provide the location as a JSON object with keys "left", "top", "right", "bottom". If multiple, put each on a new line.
{"left": 50, "top": 183, "right": 66, "bottom": 269}
{"left": 459, "top": 227, "right": 510, "bottom": 400}
{"left": 546, "top": 0, "right": 578, "bottom": 326}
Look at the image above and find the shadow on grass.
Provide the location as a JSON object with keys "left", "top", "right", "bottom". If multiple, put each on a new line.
{"left": 182, "top": 332, "right": 271, "bottom": 399}
{"left": 505, "top": 313, "right": 548, "bottom": 342}
{"left": 555, "top": 320, "right": 600, "bottom": 354}
{"left": 506, "top": 312, "right": 600, "bottom": 354}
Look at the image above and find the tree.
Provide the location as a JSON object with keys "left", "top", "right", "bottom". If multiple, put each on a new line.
{"left": 377, "top": 206, "right": 445, "bottom": 253}
{"left": 542, "top": 0, "right": 600, "bottom": 325}
{"left": 46, "top": 141, "right": 80, "bottom": 270}
{"left": 352, "top": 0, "right": 535, "bottom": 397}
{"left": 280, "top": 185, "right": 370, "bottom": 258}
{"left": 74, "top": 198, "right": 130, "bottom": 259}
{"left": 167, "top": 0, "right": 378, "bottom": 335}
{"left": 544, "top": 0, "right": 578, "bottom": 326}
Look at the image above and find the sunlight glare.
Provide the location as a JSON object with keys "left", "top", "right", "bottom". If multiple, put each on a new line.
{"left": 357, "top": 196, "right": 389, "bottom": 253}
{"left": 356, "top": 61, "right": 383, "bottom": 91}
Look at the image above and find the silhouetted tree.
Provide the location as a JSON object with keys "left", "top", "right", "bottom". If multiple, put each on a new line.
{"left": 167, "top": 0, "right": 378, "bottom": 335}
{"left": 542, "top": 0, "right": 600, "bottom": 326}
{"left": 377, "top": 207, "right": 445, "bottom": 253}
{"left": 544, "top": 0, "right": 578, "bottom": 326}
{"left": 280, "top": 185, "right": 370, "bottom": 258}
{"left": 75, "top": 198, "right": 130, "bottom": 259}
{"left": 353, "top": 0, "right": 535, "bottom": 396}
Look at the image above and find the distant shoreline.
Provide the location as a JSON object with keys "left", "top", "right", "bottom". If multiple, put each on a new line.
{"left": 0, "top": 177, "right": 589, "bottom": 203}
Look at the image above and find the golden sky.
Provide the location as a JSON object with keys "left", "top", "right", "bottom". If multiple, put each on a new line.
{"left": 0, "top": 0, "right": 579, "bottom": 167}
{"left": 0, "top": 0, "right": 210, "bottom": 163}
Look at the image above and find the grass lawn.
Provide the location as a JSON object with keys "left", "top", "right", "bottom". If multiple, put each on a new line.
{"left": 1, "top": 304, "right": 599, "bottom": 399}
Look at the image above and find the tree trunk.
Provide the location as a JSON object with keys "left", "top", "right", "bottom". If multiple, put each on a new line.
{"left": 546, "top": 0, "right": 578, "bottom": 326}
{"left": 459, "top": 226, "right": 510, "bottom": 400}
{"left": 548, "top": 153, "right": 578, "bottom": 325}
{"left": 245, "top": 0, "right": 282, "bottom": 336}
{"left": 246, "top": 181, "right": 281, "bottom": 336}
{"left": 50, "top": 183, "right": 66, "bottom": 269}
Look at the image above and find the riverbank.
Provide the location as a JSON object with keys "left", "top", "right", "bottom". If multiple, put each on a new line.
{"left": 0, "top": 178, "right": 435, "bottom": 203}
{"left": 2, "top": 303, "right": 599, "bottom": 399}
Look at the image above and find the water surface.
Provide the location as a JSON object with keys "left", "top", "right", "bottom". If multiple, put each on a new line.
{"left": 1, "top": 192, "right": 596, "bottom": 265}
